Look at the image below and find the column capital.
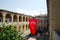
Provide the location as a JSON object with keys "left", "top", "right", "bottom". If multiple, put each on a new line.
{"left": 25, "top": 16, "right": 26, "bottom": 22}
{"left": 3, "top": 13, "right": 6, "bottom": 17}
{"left": 11, "top": 14, "right": 14, "bottom": 22}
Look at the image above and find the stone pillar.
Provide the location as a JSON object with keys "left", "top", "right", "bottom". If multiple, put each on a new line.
{"left": 27, "top": 16, "right": 29, "bottom": 21}
{"left": 18, "top": 26, "right": 20, "bottom": 32}
{"left": 11, "top": 14, "right": 13, "bottom": 22}
{"left": 16, "top": 25, "right": 19, "bottom": 32}
{"left": 25, "top": 16, "right": 26, "bottom": 22}
{"left": 18, "top": 26, "right": 21, "bottom": 32}
{"left": 47, "top": 0, "right": 53, "bottom": 40}
{"left": 28, "top": 16, "right": 29, "bottom": 21}
{"left": 3, "top": 13, "right": 6, "bottom": 22}
{"left": 17, "top": 15, "right": 19, "bottom": 22}
{"left": 20, "top": 25, "right": 23, "bottom": 32}
{"left": 21, "top": 16, "right": 23, "bottom": 22}
{"left": 27, "top": 24, "right": 29, "bottom": 29}
{"left": 47, "top": 0, "right": 60, "bottom": 40}
{"left": 24, "top": 24, "right": 26, "bottom": 31}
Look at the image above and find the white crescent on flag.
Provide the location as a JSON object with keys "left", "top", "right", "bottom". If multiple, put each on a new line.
{"left": 31, "top": 22, "right": 36, "bottom": 25}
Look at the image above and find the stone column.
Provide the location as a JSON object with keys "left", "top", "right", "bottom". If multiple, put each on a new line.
{"left": 11, "top": 14, "right": 13, "bottom": 22}
{"left": 48, "top": 0, "right": 60, "bottom": 40}
{"left": 21, "top": 16, "right": 23, "bottom": 22}
{"left": 3, "top": 13, "right": 6, "bottom": 23}
{"left": 20, "top": 25, "right": 23, "bottom": 32}
{"left": 27, "top": 16, "right": 29, "bottom": 22}
{"left": 27, "top": 17, "right": 28, "bottom": 22}
{"left": 25, "top": 16, "right": 26, "bottom": 22}
{"left": 17, "top": 15, "right": 19, "bottom": 22}
{"left": 27, "top": 24, "right": 29, "bottom": 29}
{"left": 47, "top": 0, "right": 53, "bottom": 40}
{"left": 19, "top": 26, "right": 21, "bottom": 32}
{"left": 16, "top": 25, "right": 19, "bottom": 32}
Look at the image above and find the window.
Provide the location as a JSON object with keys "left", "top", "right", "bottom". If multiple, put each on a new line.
{"left": 41, "top": 20, "right": 42, "bottom": 23}
{"left": 44, "top": 19, "right": 46, "bottom": 23}
{"left": 0, "top": 17, "right": 2, "bottom": 22}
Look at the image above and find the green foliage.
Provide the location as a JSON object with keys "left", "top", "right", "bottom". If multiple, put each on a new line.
{"left": 0, "top": 25, "right": 25, "bottom": 40}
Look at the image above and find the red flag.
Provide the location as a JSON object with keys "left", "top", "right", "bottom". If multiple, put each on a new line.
{"left": 29, "top": 19, "right": 38, "bottom": 35}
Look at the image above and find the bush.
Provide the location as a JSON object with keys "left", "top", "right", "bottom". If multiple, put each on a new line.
{"left": 0, "top": 25, "right": 24, "bottom": 40}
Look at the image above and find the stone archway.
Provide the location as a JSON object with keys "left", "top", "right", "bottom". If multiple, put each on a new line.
{"left": 26, "top": 25, "right": 28, "bottom": 30}
{"left": 0, "top": 13, "right": 3, "bottom": 22}
{"left": 19, "top": 26, "right": 21, "bottom": 32}
{"left": 23, "top": 16, "right": 25, "bottom": 22}
{"left": 5, "top": 14, "right": 11, "bottom": 22}
{"left": 26, "top": 25, "right": 27, "bottom": 30}
{"left": 13, "top": 15, "right": 17, "bottom": 22}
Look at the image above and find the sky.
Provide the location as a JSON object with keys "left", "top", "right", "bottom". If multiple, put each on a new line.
{"left": 0, "top": 0, "right": 47, "bottom": 16}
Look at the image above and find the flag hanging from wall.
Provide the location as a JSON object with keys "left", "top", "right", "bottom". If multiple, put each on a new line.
{"left": 29, "top": 19, "right": 38, "bottom": 35}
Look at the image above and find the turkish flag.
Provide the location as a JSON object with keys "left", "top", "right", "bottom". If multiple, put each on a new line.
{"left": 29, "top": 19, "right": 38, "bottom": 35}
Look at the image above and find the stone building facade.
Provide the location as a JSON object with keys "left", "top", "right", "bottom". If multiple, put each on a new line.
{"left": 0, "top": 9, "right": 33, "bottom": 32}
{"left": 34, "top": 15, "right": 48, "bottom": 31}
{"left": 47, "top": 0, "right": 60, "bottom": 40}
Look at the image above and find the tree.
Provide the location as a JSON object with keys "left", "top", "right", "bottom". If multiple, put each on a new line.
{"left": 0, "top": 25, "right": 24, "bottom": 40}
